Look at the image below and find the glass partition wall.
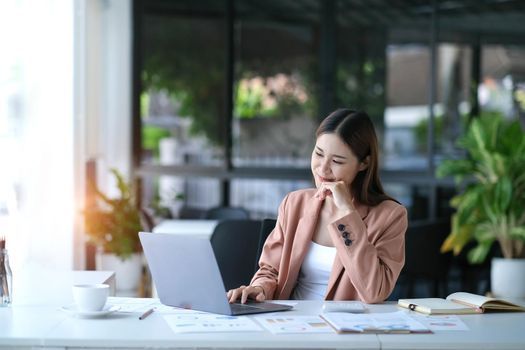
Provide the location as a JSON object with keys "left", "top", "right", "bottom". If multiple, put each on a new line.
{"left": 132, "top": 0, "right": 525, "bottom": 220}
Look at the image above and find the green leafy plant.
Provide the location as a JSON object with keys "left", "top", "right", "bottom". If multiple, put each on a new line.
{"left": 436, "top": 114, "right": 525, "bottom": 263}
{"left": 142, "top": 125, "right": 171, "bottom": 159}
{"left": 83, "top": 169, "right": 147, "bottom": 260}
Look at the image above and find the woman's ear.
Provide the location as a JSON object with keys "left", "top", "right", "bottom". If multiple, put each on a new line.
{"left": 359, "top": 156, "right": 370, "bottom": 171}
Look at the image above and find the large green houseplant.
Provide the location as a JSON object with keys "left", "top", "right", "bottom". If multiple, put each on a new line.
{"left": 436, "top": 114, "right": 525, "bottom": 264}
{"left": 83, "top": 169, "right": 146, "bottom": 260}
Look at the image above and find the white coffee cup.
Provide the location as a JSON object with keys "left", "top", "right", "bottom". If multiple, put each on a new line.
{"left": 72, "top": 284, "right": 109, "bottom": 312}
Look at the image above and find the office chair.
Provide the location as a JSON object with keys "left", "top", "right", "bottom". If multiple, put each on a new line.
{"left": 255, "top": 218, "right": 277, "bottom": 271}
{"left": 203, "top": 206, "right": 250, "bottom": 220}
{"left": 178, "top": 206, "right": 206, "bottom": 219}
{"left": 210, "top": 219, "right": 262, "bottom": 291}
{"left": 391, "top": 219, "right": 452, "bottom": 299}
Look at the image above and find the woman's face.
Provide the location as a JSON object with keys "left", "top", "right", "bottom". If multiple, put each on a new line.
{"left": 311, "top": 133, "right": 367, "bottom": 189}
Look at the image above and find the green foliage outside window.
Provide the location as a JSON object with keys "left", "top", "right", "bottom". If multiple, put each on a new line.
{"left": 413, "top": 114, "right": 445, "bottom": 153}
{"left": 515, "top": 86, "right": 525, "bottom": 111}
{"left": 234, "top": 78, "right": 277, "bottom": 119}
{"left": 413, "top": 111, "right": 503, "bottom": 154}
{"left": 336, "top": 59, "right": 386, "bottom": 131}
{"left": 142, "top": 18, "right": 226, "bottom": 146}
{"left": 142, "top": 125, "right": 170, "bottom": 159}
{"left": 234, "top": 73, "right": 312, "bottom": 119}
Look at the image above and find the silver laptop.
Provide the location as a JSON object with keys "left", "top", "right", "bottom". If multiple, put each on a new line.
{"left": 139, "top": 232, "right": 293, "bottom": 315}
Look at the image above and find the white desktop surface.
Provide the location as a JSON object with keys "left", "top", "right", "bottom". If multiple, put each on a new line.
{"left": 152, "top": 219, "right": 218, "bottom": 239}
{"left": 2, "top": 268, "right": 525, "bottom": 350}
{"left": 2, "top": 299, "right": 525, "bottom": 349}
{"left": 0, "top": 268, "right": 115, "bottom": 349}
{"left": 368, "top": 303, "right": 525, "bottom": 350}
{"left": 3, "top": 301, "right": 378, "bottom": 350}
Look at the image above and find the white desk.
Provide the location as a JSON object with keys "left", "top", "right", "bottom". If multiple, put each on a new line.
{"left": 0, "top": 269, "right": 115, "bottom": 350}
{"left": 377, "top": 310, "right": 525, "bottom": 350}
{"left": 0, "top": 301, "right": 377, "bottom": 350}
{"left": 153, "top": 219, "right": 219, "bottom": 239}
{"left": 2, "top": 300, "right": 525, "bottom": 349}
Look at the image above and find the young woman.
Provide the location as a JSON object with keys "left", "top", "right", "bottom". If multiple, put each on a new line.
{"left": 227, "top": 108, "right": 407, "bottom": 304}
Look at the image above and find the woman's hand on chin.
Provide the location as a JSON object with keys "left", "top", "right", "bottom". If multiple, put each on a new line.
{"left": 315, "top": 181, "right": 356, "bottom": 215}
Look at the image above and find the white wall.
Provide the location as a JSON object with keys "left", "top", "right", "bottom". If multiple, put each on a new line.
{"left": 0, "top": 0, "right": 74, "bottom": 271}
{"left": 0, "top": 0, "right": 132, "bottom": 272}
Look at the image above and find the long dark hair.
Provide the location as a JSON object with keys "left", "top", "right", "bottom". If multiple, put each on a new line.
{"left": 316, "top": 108, "right": 397, "bottom": 206}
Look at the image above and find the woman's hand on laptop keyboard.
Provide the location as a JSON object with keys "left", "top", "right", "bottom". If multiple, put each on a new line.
{"left": 227, "top": 285, "right": 266, "bottom": 304}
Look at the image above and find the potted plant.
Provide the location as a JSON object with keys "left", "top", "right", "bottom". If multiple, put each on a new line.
{"left": 84, "top": 168, "right": 152, "bottom": 292}
{"left": 436, "top": 114, "right": 525, "bottom": 297}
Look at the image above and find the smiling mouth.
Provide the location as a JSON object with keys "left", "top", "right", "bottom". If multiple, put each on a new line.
{"left": 319, "top": 176, "right": 335, "bottom": 182}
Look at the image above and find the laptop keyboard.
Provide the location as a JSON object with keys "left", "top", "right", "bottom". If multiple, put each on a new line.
{"left": 230, "top": 303, "right": 262, "bottom": 313}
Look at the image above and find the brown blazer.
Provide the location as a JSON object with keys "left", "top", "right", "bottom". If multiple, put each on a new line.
{"left": 251, "top": 188, "right": 407, "bottom": 303}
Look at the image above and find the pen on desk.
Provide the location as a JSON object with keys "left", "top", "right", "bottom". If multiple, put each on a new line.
{"left": 139, "top": 308, "right": 155, "bottom": 320}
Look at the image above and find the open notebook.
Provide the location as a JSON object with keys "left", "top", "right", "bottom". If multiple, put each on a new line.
{"left": 398, "top": 292, "right": 525, "bottom": 315}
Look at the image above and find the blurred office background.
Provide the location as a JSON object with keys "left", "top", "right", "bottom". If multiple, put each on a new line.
{"left": 0, "top": 0, "right": 524, "bottom": 293}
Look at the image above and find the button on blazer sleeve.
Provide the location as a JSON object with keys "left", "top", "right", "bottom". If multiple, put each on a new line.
{"left": 329, "top": 201, "right": 407, "bottom": 303}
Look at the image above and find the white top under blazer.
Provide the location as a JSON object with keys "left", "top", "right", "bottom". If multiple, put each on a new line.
{"left": 291, "top": 241, "right": 336, "bottom": 300}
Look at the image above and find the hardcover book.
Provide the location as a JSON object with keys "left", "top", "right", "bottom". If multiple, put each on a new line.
{"left": 398, "top": 292, "right": 525, "bottom": 315}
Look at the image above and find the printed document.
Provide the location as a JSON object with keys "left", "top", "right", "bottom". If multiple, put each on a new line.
{"left": 163, "top": 313, "right": 262, "bottom": 333}
{"left": 254, "top": 315, "right": 334, "bottom": 334}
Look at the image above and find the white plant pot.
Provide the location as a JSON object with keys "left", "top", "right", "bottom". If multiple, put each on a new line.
{"left": 96, "top": 252, "right": 143, "bottom": 293}
{"left": 491, "top": 258, "right": 525, "bottom": 298}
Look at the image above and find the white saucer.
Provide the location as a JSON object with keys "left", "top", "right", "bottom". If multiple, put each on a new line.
{"left": 60, "top": 304, "right": 120, "bottom": 318}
